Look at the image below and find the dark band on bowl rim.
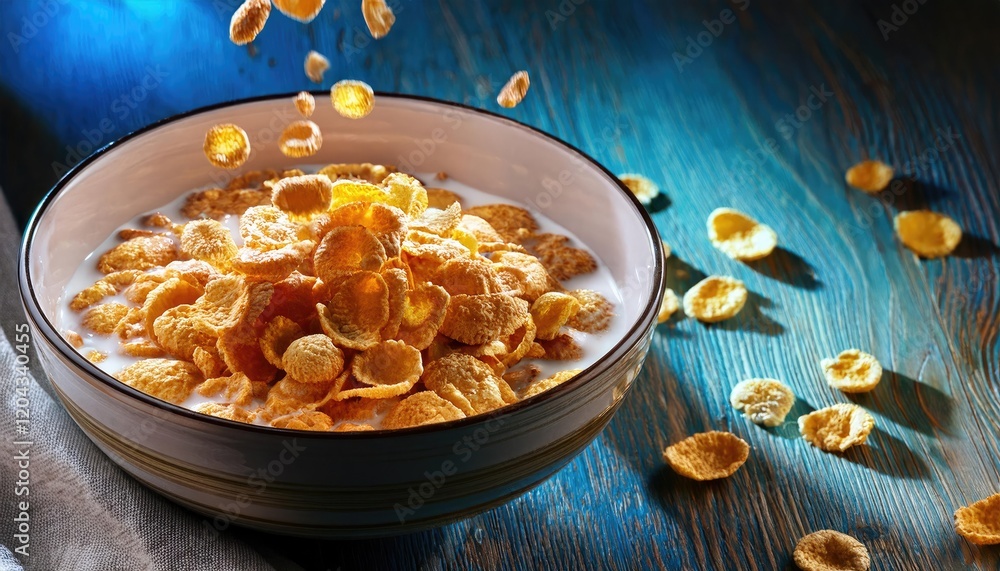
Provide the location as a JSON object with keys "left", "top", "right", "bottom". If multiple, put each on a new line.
{"left": 19, "top": 92, "right": 667, "bottom": 438}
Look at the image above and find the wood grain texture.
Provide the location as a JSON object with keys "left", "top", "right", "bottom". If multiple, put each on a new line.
{"left": 1, "top": 0, "right": 999, "bottom": 569}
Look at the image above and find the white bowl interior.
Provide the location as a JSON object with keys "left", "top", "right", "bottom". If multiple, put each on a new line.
{"left": 28, "top": 95, "right": 659, "bottom": 358}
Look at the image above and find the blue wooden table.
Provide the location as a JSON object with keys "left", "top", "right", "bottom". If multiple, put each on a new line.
{"left": 2, "top": 1, "right": 999, "bottom": 569}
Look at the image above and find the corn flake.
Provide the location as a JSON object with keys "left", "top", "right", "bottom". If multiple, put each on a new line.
{"left": 530, "top": 292, "right": 580, "bottom": 340}
{"left": 497, "top": 71, "right": 530, "bottom": 108}
{"left": 231, "top": 240, "right": 315, "bottom": 282}
{"left": 362, "top": 0, "right": 395, "bottom": 38}
{"left": 192, "top": 346, "right": 228, "bottom": 379}
{"left": 117, "top": 359, "right": 203, "bottom": 404}
{"left": 282, "top": 334, "right": 344, "bottom": 383}
{"left": 204, "top": 123, "right": 250, "bottom": 169}
{"left": 894, "top": 210, "right": 962, "bottom": 258}
{"left": 240, "top": 205, "right": 300, "bottom": 251}
{"left": 682, "top": 275, "right": 747, "bottom": 323}
{"left": 272, "top": 0, "right": 325, "bottom": 22}
{"left": 120, "top": 340, "right": 166, "bottom": 358}
{"left": 317, "top": 271, "right": 389, "bottom": 350}
{"left": 314, "top": 225, "right": 387, "bottom": 283}
{"left": 180, "top": 220, "right": 238, "bottom": 267}
{"left": 422, "top": 354, "right": 517, "bottom": 416}
{"left": 566, "top": 289, "right": 614, "bottom": 333}
{"left": 270, "top": 174, "right": 333, "bottom": 220}
{"left": 845, "top": 160, "right": 894, "bottom": 194}
{"left": 491, "top": 251, "right": 557, "bottom": 302}
{"left": 538, "top": 333, "right": 583, "bottom": 361}
{"left": 729, "top": 378, "right": 795, "bottom": 427}
{"left": 271, "top": 410, "right": 334, "bottom": 431}
{"left": 229, "top": 0, "right": 270, "bottom": 45}
{"left": 657, "top": 288, "right": 679, "bottom": 323}
{"left": 707, "top": 207, "right": 777, "bottom": 261}
{"left": 64, "top": 330, "right": 84, "bottom": 348}
{"left": 382, "top": 391, "right": 466, "bottom": 429}
{"left": 152, "top": 305, "right": 218, "bottom": 360}
{"left": 97, "top": 235, "right": 177, "bottom": 274}
{"left": 821, "top": 349, "right": 882, "bottom": 394}
{"left": 331, "top": 79, "right": 375, "bottom": 119}
{"left": 465, "top": 204, "right": 538, "bottom": 243}
{"left": 395, "top": 282, "right": 449, "bottom": 350}
{"left": 263, "top": 375, "right": 333, "bottom": 420}
{"left": 662, "top": 431, "right": 749, "bottom": 481}
{"left": 618, "top": 173, "right": 660, "bottom": 205}
{"left": 440, "top": 293, "right": 529, "bottom": 345}
{"left": 426, "top": 188, "right": 463, "bottom": 210}
{"left": 304, "top": 50, "right": 330, "bottom": 83}
{"left": 954, "top": 492, "right": 1000, "bottom": 546}
{"left": 793, "top": 530, "right": 871, "bottom": 571}
{"left": 798, "top": 403, "right": 874, "bottom": 452}
{"left": 195, "top": 402, "right": 256, "bottom": 424}
{"left": 81, "top": 302, "right": 130, "bottom": 334}
{"left": 527, "top": 233, "right": 597, "bottom": 281}
{"left": 141, "top": 277, "right": 204, "bottom": 334}
{"left": 317, "top": 163, "right": 394, "bottom": 184}
{"left": 294, "top": 91, "right": 315, "bottom": 118}
{"left": 522, "top": 369, "right": 581, "bottom": 399}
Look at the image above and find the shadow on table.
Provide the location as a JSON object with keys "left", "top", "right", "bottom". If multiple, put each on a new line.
{"left": 840, "top": 426, "right": 929, "bottom": 480}
{"left": 882, "top": 178, "right": 953, "bottom": 212}
{"left": 763, "top": 397, "right": 816, "bottom": 440}
{"left": 713, "top": 291, "right": 785, "bottom": 336}
{"left": 746, "top": 247, "right": 822, "bottom": 290}
{"left": 952, "top": 233, "right": 1000, "bottom": 259}
{"left": 846, "top": 369, "right": 954, "bottom": 435}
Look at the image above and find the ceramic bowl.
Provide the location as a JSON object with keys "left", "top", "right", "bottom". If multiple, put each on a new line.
{"left": 19, "top": 93, "right": 665, "bottom": 537}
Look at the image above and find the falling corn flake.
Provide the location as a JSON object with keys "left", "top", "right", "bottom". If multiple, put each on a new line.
{"left": 331, "top": 79, "right": 375, "bottom": 119}
{"left": 272, "top": 0, "right": 325, "bottom": 23}
{"left": 657, "top": 288, "right": 679, "bottom": 323}
{"left": 618, "top": 173, "right": 660, "bottom": 205}
{"left": 793, "top": 530, "right": 871, "bottom": 571}
{"left": 821, "top": 349, "right": 882, "bottom": 394}
{"left": 497, "top": 70, "right": 530, "bottom": 108}
{"left": 362, "top": 0, "right": 395, "bottom": 39}
{"left": 293, "top": 91, "right": 315, "bottom": 118}
{"left": 893, "top": 210, "right": 962, "bottom": 258}
{"left": 662, "top": 431, "right": 749, "bottom": 481}
{"left": 229, "top": 0, "right": 270, "bottom": 45}
{"left": 798, "top": 403, "right": 874, "bottom": 452}
{"left": 707, "top": 207, "right": 777, "bottom": 261}
{"left": 682, "top": 275, "right": 747, "bottom": 323}
{"left": 730, "top": 378, "right": 795, "bottom": 427}
{"left": 305, "top": 50, "right": 330, "bottom": 83}
{"left": 954, "top": 492, "right": 1000, "bottom": 545}
{"left": 845, "top": 160, "right": 894, "bottom": 193}
{"left": 279, "top": 120, "right": 323, "bottom": 158}
{"left": 204, "top": 123, "right": 251, "bottom": 170}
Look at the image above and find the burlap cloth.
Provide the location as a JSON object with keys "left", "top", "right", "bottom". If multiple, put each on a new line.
{"left": 0, "top": 191, "right": 287, "bottom": 571}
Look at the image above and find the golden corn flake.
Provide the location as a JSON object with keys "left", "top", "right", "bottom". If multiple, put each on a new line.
{"left": 682, "top": 275, "right": 747, "bottom": 323}
{"left": 69, "top": 270, "right": 141, "bottom": 311}
{"left": 120, "top": 339, "right": 166, "bottom": 358}
{"left": 141, "top": 277, "right": 203, "bottom": 334}
{"left": 259, "top": 315, "right": 304, "bottom": 368}
{"left": 954, "top": 492, "right": 1000, "bottom": 546}
{"left": 304, "top": 50, "right": 330, "bottom": 83}
{"left": 203, "top": 123, "right": 250, "bottom": 170}
{"left": 281, "top": 334, "right": 344, "bottom": 383}
{"left": 440, "top": 293, "right": 529, "bottom": 345}
{"left": 331, "top": 79, "right": 375, "bottom": 119}
{"left": 382, "top": 391, "right": 466, "bottom": 429}
{"left": 362, "top": 0, "right": 395, "bottom": 38}
{"left": 64, "top": 330, "right": 84, "bottom": 348}
{"left": 426, "top": 188, "right": 463, "bottom": 210}
{"left": 271, "top": 410, "right": 334, "bottom": 431}
{"left": 522, "top": 369, "right": 581, "bottom": 399}
{"left": 491, "top": 251, "right": 556, "bottom": 302}
{"left": 263, "top": 375, "right": 332, "bottom": 420}
{"left": 230, "top": 240, "right": 314, "bottom": 282}
{"left": 528, "top": 233, "right": 597, "bottom": 281}
{"left": 662, "top": 431, "right": 749, "bottom": 481}
{"left": 497, "top": 70, "right": 530, "bottom": 108}
{"left": 538, "top": 333, "right": 583, "bottom": 361}
{"left": 457, "top": 214, "right": 504, "bottom": 245}
{"left": 793, "top": 530, "right": 871, "bottom": 571}
{"left": 821, "top": 349, "right": 882, "bottom": 394}
{"left": 272, "top": 0, "right": 325, "bottom": 23}
{"left": 229, "top": 0, "right": 270, "bottom": 45}
{"left": 798, "top": 403, "right": 874, "bottom": 452}
{"left": 294, "top": 91, "right": 315, "bottom": 118}
{"left": 152, "top": 305, "right": 218, "bottom": 360}
{"left": 192, "top": 346, "right": 227, "bottom": 379}
{"left": 465, "top": 204, "right": 538, "bottom": 244}
{"left": 180, "top": 219, "right": 238, "bottom": 267}
{"left": 86, "top": 350, "right": 108, "bottom": 364}
{"left": 81, "top": 302, "right": 130, "bottom": 334}
{"left": 893, "top": 210, "right": 962, "bottom": 258}
{"left": 383, "top": 173, "right": 429, "bottom": 218}
{"left": 117, "top": 359, "right": 203, "bottom": 404}
{"left": 422, "top": 354, "right": 517, "bottom": 416}
{"left": 566, "top": 289, "right": 614, "bottom": 333}
{"left": 196, "top": 372, "right": 255, "bottom": 407}
{"left": 845, "top": 160, "right": 894, "bottom": 194}
{"left": 618, "top": 173, "right": 660, "bottom": 205}
{"left": 317, "top": 162, "right": 395, "bottom": 184}
{"left": 313, "top": 225, "right": 387, "bottom": 282}
{"left": 181, "top": 187, "right": 272, "bottom": 219}
{"left": 730, "top": 378, "right": 795, "bottom": 427}
{"left": 707, "top": 207, "right": 777, "bottom": 261}
{"left": 97, "top": 235, "right": 177, "bottom": 274}
{"left": 318, "top": 271, "right": 389, "bottom": 350}
{"left": 277, "top": 120, "right": 323, "bottom": 159}
{"left": 240, "top": 205, "right": 300, "bottom": 251}
{"left": 271, "top": 174, "right": 333, "bottom": 220}
{"left": 334, "top": 341, "right": 423, "bottom": 400}
{"left": 195, "top": 402, "right": 256, "bottom": 424}
{"left": 530, "top": 292, "right": 581, "bottom": 340}
{"left": 395, "top": 283, "right": 450, "bottom": 350}
{"left": 409, "top": 202, "right": 463, "bottom": 237}
{"left": 657, "top": 288, "right": 679, "bottom": 323}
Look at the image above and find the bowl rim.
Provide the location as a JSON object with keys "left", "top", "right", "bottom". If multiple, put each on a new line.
{"left": 19, "top": 91, "right": 666, "bottom": 438}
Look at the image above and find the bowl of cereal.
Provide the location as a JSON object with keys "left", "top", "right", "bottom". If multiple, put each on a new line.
{"left": 19, "top": 92, "right": 665, "bottom": 537}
